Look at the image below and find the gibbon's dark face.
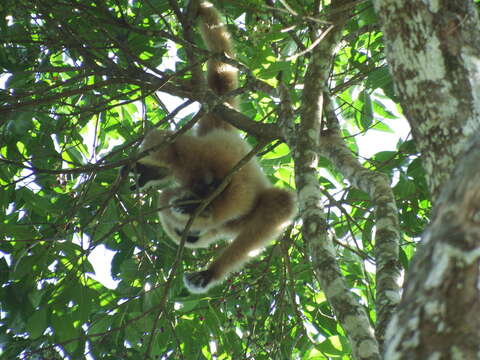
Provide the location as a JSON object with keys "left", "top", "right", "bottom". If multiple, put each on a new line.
{"left": 168, "top": 189, "right": 216, "bottom": 245}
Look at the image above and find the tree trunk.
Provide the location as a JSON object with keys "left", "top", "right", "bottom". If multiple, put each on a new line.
{"left": 373, "top": 0, "right": 480, "bottom": 358}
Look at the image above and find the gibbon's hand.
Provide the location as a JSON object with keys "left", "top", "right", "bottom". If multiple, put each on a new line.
{"left": 190, "top": 176, "right": 223, "bottom": 198}
{"left": 171, "top": 194, "right": 204, "bottom": 215}
{"left": 121, "top": 162, "right": 171, "bottom": 191}
{"left": 168, "top": 177, "right": 221, "bottom": 217}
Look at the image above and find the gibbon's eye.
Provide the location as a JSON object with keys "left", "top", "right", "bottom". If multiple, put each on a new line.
{"left": 174, "top": 228, "right": 201, "bottom": 243}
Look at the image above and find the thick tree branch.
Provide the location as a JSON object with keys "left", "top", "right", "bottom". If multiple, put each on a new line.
{"left": 285, "top": 1, "right": 381, "bottom": 359}
{"left": 373, "top": 1, "right": 480, "bottom": 358}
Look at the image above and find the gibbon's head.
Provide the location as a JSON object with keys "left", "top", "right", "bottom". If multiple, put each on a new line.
{"left": 120, "top": 129, "right": 175, "bottom": 191}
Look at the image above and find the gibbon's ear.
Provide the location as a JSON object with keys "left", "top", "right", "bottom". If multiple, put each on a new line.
{"left": 120, "top": 162, "right": 171, "bottom": 191}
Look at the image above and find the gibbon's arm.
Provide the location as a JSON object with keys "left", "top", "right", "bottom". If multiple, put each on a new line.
{"left": 184, "top": 187, "right": 296, "bottom": 293}
{"left": 197, "top": 1, "right": 239, "bottom": 135}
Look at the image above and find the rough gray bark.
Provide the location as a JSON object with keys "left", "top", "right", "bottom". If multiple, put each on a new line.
{"left": 372, "top": 0, "right": 480, "bottom": 200}
{"left": 383, "top": 135, "right": 480, "bottom": 360}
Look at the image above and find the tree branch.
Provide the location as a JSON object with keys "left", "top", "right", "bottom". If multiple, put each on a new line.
{"left": 284, "top": 1, "right": 381, "bottom": 358}
{"left": 321, "top": 97, "right": 402, "bottom": 351}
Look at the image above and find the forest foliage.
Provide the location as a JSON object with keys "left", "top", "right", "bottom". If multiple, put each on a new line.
{"left": 0, "top": 0, "right": 432, "bottom": 359}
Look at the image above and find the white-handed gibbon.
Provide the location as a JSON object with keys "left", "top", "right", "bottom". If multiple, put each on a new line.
{"left": 124, "top": 1, "right": 296, "bottom": 293}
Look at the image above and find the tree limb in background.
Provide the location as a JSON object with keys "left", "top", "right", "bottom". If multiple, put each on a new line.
{"left": 322, "top": 96, "right": 402, "bottom": 351}
{"left": 373, "top": 0, "right": 480, "bottom": 358}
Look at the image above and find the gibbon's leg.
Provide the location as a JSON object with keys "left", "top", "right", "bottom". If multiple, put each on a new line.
{"left": 184, "top": 187, "right": 296, "bottom": 293}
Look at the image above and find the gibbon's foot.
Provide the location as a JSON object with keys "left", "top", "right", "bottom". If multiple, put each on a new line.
{"left": 174, "top": 228, "right": 201, "bottom": 244}
{"left": 184, "top": 269, "right": 217, "bottom": 293}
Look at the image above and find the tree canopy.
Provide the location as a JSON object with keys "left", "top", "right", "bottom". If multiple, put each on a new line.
{"left": 1, "top": 0, "right": 478, "bottom": 359}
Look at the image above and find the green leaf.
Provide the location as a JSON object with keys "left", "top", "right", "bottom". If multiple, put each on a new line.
{"left": 372, "top": 120, "right": 394, "bottom": 133}
{"left": 274, "top": 167, "right": 293, "bottom": 185}
{"left": 26, "top": 307, "right": 47, "bottom": 338}
{"left": 75, "top": 285, "right": 94, "bottom": 324}
{"left": 373, "top": 99, "right": 397, "bottom": 120}
{"left": 65, "top": 146, "right": 85, "bottom": 165}
{"left": 394, "top": 175, "right": 417, "bottom": 198}
{"left": 262, "top": 143, "right": 290, "bottom": 159}
{"left": 52, "top": 313, "right": 80, "bottom": 354}
{"left": 257, "top": 61, "right": 290, "bottom": 81}
{"left": 316, "top": 335, "right": 345, "bottom": 355}
{"left": 360, "top": 90, "right": 373, "bottom": 130}
{"left": 88, "top": 315, "right": 113, "bottom": 336}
